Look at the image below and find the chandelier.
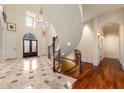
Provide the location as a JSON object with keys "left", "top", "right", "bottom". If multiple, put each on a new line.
{"left": 36, "top": 7, "right": 48, "bottom": 28}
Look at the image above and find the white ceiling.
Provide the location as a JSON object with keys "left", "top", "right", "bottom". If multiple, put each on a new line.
{"left": 5, "top": 4, "right": 41, "bottom": 14}
{"left": 103, "top": 23, "right": 120, "bottom": 33}
{"left": 5, "top": 4, "right": 124, "bottom": 22}
{"left": 83, "top": 4, "right": 124, "bottom": 22}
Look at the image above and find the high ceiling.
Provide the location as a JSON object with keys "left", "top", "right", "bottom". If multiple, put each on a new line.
{"left": 5, "top": 4, "right": 41, "bottom": 14}
{"left": 5, "top": 4, "right": 124, "bottom": 22}
{"left": 83, "top": 4, "right": 124, "bottom": 22}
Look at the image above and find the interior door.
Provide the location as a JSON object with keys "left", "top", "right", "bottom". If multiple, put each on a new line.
{"left": 23, "top": 39, "right": 37, "bottom": 57}
{"left": 5, "top": 32, "right": 17, "bottom": 59}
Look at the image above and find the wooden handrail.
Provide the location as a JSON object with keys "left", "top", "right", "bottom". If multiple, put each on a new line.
{"left": 75, "top": 49, "right": 82, "bottom": 80}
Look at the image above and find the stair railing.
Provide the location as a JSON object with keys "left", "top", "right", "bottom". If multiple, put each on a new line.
{"left": 61, "top": 49, "right": 82, "bottom": 79}
{"left": 48, "top": 43, "right": 53, "bottom": 59}
{"left": 53, "top": 36, "right": 61, "bottom": 72}
{"left": 52, "top": 36, "right": 82, "bottom": 79}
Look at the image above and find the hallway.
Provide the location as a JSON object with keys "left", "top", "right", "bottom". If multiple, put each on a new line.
{"left": 73, "top": 58, "right": 124, "bottom": 89}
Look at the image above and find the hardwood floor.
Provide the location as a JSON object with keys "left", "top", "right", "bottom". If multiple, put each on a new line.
{"left": 72, "top": 58, "right": 124, "bottom": 89}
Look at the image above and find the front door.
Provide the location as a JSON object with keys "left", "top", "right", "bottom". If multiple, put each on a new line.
{"left": 23, "top": 39, "right": 38, "bottom": 57}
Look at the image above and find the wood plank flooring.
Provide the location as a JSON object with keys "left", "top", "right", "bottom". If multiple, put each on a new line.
{"left": 72, "top": 58, "right": 124, "bottom": 89}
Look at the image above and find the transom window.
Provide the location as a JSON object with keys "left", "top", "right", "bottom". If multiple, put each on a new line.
{"left": 25, "top": 11, "right": 36, "bottom": 29}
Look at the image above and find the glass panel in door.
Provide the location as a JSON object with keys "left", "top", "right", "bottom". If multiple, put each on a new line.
{"left": 24, "top": 40, "right": 30, "bottom": 53}
{"left": 32, "top": 40, "right": 37, "bottom": 52}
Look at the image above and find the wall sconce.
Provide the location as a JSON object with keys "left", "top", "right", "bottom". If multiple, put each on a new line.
{"left": 97, "top": 32, "right": 101, "bottom": 36}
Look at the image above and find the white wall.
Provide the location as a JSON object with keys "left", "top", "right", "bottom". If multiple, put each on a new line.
{"left": 3, "top": 5, "right": 49, "bottom": 59}
{"left": 42, "top": 5, "right": 83, "bottom": 55}
{"left": 1, "top": 5, "right": 83, "bottom": 60}
{"left": 76, "top": 7, "right": 124, "bottom": 66}
{"left": 48, "top": 21, "right": 57, "bottom": 45}
{"left": 92, "top": 8, "right": 124, "bottom": 66}
{"left": 103, "top": 30, "right": 119, "bottom": 59}
{"left": 77, "top": 20, "right": 94, "bottom": 63}
{"left": 97, "top": 8, "right": 124, "bottom": 66}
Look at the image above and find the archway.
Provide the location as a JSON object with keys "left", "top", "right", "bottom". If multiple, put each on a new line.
{"left": 99, "top": 22, "right": 120, "bottom": 60}
{"left": 23, "top": 33, "right": 38, "bottom": 57}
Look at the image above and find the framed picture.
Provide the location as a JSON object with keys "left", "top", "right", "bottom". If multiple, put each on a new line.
{"left": 7, "top": 22, "right": 16, "bottom": 31}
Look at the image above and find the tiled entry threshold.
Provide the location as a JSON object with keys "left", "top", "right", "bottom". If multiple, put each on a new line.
{"left": 0, "top": 57, "right": 76, "bottom": 89}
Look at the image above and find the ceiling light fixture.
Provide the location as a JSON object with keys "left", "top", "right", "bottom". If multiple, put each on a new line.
{"left": 36, "top": 7, "right": 48, "bottom": 28}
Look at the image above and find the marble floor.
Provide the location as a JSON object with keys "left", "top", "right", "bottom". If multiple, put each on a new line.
{"left": 0, "top": 56, "right": 76, "bottom": 89}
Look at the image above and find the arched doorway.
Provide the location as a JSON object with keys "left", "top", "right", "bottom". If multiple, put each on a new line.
{"left": 23, "top": 33, "right": 38, "bottom": 57}
{"left": 99, "top": 22, "right": 120, "bottom": 60}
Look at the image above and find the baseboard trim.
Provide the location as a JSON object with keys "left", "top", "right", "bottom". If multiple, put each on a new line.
{"left": 81, "top": 58, "right": 93, "bottom": 64}
{"left": 81, "top": 58, "right": 99, "bottom": 66}
{"left": 93, "top": 62, "right": 99, "bottom": 66}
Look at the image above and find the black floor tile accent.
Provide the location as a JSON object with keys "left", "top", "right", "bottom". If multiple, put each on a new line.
{"left": 16, "top": 73, "right": 21, "bottom": 76}
{"left": 0, "top": 76, "right": 6, "bottom": 79}
{"left": 12, "top": 80, "right": 18, "bottom": 83}
{"left": 57, "top": 76, "right": 62, "bottom": 79}
{"left": 42, "top": 73, "right": 47, "bottom": 76}
{"left": 63, "top": 84, "right": 69, "bottom": 89}
{"left": 30, "top": 71, "right": 34, "bottom": 73}
{"left": 41, "top": 69, "right": 44, "bottom": 71}
{"left": 29, "top": 76, "right": 34, "bottom": 79}
{"left": 6, "top": 71, "right": 11, "bottom": 73}
{"left": 44, "top": 80, "right": 49, "bottom": 84}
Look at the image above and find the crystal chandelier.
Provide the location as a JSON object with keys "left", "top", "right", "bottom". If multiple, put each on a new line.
{"left": 36, "top": 7, "right": 48, "bottom": 28}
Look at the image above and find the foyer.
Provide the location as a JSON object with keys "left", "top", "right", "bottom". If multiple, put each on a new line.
{"left": 0, "top": 4, "right": 124, "bottom": 89}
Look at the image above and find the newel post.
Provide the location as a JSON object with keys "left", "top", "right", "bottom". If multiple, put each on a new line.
{"left": 75, "top": 49, "right": 82, "bottom": 80}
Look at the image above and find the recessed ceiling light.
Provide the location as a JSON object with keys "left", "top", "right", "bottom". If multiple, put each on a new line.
{"left": 67, "top": 42, "right": 71, "bottom": 46}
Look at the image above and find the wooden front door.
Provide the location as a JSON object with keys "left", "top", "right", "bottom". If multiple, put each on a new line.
{"left": 23, "top": 39, "right": 38, "bottom": 57}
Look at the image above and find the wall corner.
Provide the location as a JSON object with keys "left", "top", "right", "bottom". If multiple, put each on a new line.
{"left": 120, "top": 59, "right": 124, "bottom": 70}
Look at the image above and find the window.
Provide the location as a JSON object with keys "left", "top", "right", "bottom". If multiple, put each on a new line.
{"left": 25, "top": 11, "right": 36, "bottom": 28}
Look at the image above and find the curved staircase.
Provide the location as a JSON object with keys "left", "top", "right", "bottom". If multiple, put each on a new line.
{"left": 48, "top": 37, "right": 82, "bottom": 79}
